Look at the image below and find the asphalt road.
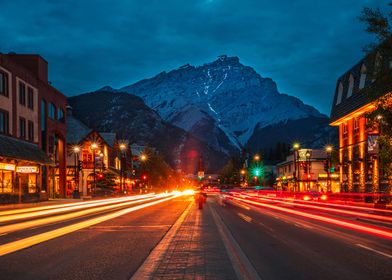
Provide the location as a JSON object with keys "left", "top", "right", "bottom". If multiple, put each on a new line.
{"left": 0, "top": 196, "right": 190, "bottom": 280}
{"left": 213, "top": 197, "right": 392, "bottom": 280}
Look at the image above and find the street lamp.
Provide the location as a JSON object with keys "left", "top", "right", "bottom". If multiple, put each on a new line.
{"left": 72, "top": 145, "right": 80, "bottom": 198}
{"left": 293, "top": 143, "right": 300, "bottom": 192}
{"left": 305, "top": 150, "right": 311, "bottom": 191}
{"left": 119, "top": 142, "right": 127, "bottom": 194}
{"left": 140, "top": 154, "right": 147, "bottom": 162}
{"left": 254, "top": 154, "right": 260, "bottom": 161}
{"left": 325, "top": 145, "right": 333, "bottom": 192}
{"left": 91, "top": 142, "right": 98, "bottom": 195}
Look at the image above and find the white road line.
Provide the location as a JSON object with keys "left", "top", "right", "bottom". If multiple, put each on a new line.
{"left": 130, "top": 199, "right": 193, "bottom": 280}
{"left": 211, "top": 204, "right": 261, "bottom": 280}
{"left": 237, "top": 212, "right": 252, "bottom": 223}
{"left": 355, "top": 243, "right": 392, "bottom": 259}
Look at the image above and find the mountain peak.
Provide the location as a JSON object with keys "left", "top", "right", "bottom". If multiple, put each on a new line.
{"left": 208, "top": 55, "right": 240, "bottom": 67}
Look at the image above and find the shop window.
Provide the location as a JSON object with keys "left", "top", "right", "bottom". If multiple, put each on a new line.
{"left": 48, "top": 103, "right": 56, "bottom": 120}
{"left": 0, "top": 110, "right": 9, "bottom": 134}
{"left": 27, "top": 87, "right": 34, "bottom": 110}
{"left": 0, "top": 170, "right": 13, "bottom": 193}
{"left": 19, "top": 117, "right": 26, "bottom": 139}
{"left": 28, "top": 121, "right": 34, "bottom": 142}
{"left": 0, "top": 71, "right": 8, "bottom": 97}
{"left": 28, "top": 174, "right": 37, "bottom": 193}
{"left": 19, "top": 82, "right": 26, "bottom": 106}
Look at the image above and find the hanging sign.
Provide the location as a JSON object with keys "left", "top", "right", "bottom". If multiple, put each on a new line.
{"left": 0, "top": 163, "right": 16, "bottom": 171}
{"left": 16, "top": 166, "right": 39, "bottom": 173}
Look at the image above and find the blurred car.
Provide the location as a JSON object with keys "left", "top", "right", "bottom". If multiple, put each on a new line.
{"left": 299, "top": 191, "right": 328, "bottom": 202}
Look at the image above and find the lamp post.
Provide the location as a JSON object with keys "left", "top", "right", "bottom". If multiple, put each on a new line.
{"left": 119, "top": 143, "right": 127, "bottom": 194}
{"left": 91, "top": 142, "right": 98, "bottom": 195}
{"left": 72, "top": 146, "right": 80, "bottom": 198}
{"left": 293, "top": 143, "right": 300, "bottom": 192}
{"left": 326, "top": 145, "right": 333, "bottom": 192}
{"left": 305, "top": 150, "right": 311, "bottom": 191}
{"left": 140, "top": 153, "right": 148, "bottom": 191}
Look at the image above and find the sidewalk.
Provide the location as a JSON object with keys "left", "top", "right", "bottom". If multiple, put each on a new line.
{"left": 134, "top": 199, "right": 238, "bottom": 280}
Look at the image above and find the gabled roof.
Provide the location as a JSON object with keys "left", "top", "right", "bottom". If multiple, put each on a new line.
{"left": 99, "top": 132, "right": 117, "bottom": 148}
{"left": 66, "top": 115, "right": 92, "bottom": 144}
{"left": 0, "top": 134, "right": 53, "bottom": 164}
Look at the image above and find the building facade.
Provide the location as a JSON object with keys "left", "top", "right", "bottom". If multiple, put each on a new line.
{"left": 0, "top": 54, "right": 67, "bottom": 201}
{"left": 276, "top": 149, "right": 339, "bottom": 192}
{"left": 66, "top": 107, "right": 129, "bottom": 196}
{"left": 330, "top": 52, "right": 390, "bottom": 193}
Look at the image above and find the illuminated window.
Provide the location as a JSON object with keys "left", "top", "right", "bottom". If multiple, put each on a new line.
{"left": 0, "top": 71, "right": 8, "bottom": 97}
{"left": 347, "top": 74, "right": 354, "bottom": 98}
{"left": 336, "top": 82, "right": 343, "bottom": 104}
{"left": 343, "top": 122, "right": 348, "bottom": 135}
{"left": 359, "top": 64, "right": 366, "bottom": 89}
{"left": 354, "top": 118, "right": 359, "bottom": 134}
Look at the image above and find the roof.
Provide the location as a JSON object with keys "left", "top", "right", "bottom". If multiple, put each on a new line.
{"left": 99, "top": 132, "right": 117, "bottom": 148}
{"left": 66, "top": 115, "right": 92, "bottom": 144}
{"left": 330, "top": 52, "right": 390, "bottom": 123}
{"left": 0, "top": 134, "right": 53, "bottom": 165}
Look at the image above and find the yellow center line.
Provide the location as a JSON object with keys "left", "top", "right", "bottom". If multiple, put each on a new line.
{"left": 0, "top": 194, "right": 181, "bottom": 256}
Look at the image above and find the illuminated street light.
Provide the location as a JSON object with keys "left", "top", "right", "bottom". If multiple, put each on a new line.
{"left": 254, "top": 154, "right": 260, "bottom": 161}
{"left": 72, "top": 145, "right": 81, "bottom": 198}
{"left": 293, "top": 142, "right": 300, "bottom": 192}
{"left": 140, "top": 154, "right": 147, "bottom": 161}
{"left": 325, "top": 145, "right": 333, "bottom": 192}
{"left": 91, "top": 142, "right": 98, "bottom": 195}
{"left": 119, "top": 142, "right": 127, "bottom": 194}
{"left": 240, "top": 169, "right": 246, "bottom": 175}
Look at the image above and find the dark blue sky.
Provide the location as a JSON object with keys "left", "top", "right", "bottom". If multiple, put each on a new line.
{"left": 0, "top": 0, "right": 384, "bottom": 115}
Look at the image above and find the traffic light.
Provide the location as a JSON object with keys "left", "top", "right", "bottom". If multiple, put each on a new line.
{"left": 142, "top": 175, "right": 147, "bottom": 180}
{"left": 77, "top": 160, "right": 83, "bottom": 172}
{"left": 97, "top": 172, "right": 104, "bottom": 179}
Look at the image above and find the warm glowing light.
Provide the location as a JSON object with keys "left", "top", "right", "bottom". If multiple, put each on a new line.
{"left": 320, "top": 195, "right": 328, "bottom": 201}
{"left": 254, "top": 154, "right": 260, "bottom": 161}
{"left": 240, "top": 169, "right": 246, "bottom": 175}
{"left": 325, "top": 145, "right": 333, "bottom": 153}
{"left": 119, "top": 143, "right": 127, "bottom": 151}
{"left": 140, "top": 154, "right": 147, "bottom": 161}
{"left": 91, "top": 143, "right": 98, "bottom": 150}
{"left": 293, "top": 143, "right": 300, "bottom": 150}
{"left": 303, "top": 195, "right": 311, "bottom": 201}
{"left": 73, "top": 146, "right": 80, "bottom": 153}
{"left": 183, "top": 189, "right": 195, "bottom": 195}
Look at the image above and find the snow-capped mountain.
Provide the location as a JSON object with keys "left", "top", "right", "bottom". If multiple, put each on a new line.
{"left": 68, "top": 91, "right": 229, "bottom": 173}
{"left": 118, "top": 55, "right": 327, "bottom": 153}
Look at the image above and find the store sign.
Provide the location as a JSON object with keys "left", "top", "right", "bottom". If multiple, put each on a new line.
{"left": 0, "top": 163, "right": 16, "bottom": 171}
{"left": 16, "top": 166, "right": 38, "bottom": 173}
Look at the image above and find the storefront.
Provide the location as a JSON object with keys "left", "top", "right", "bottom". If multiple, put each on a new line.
{"left": 16, "top": 165, "right": 39, "bottom": 194}
{"left": 0, "top": 163, "right": 15, "bottom": 193}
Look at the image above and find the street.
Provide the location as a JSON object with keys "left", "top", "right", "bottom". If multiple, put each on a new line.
{"left": 0, "top": 194, "right": 190, "bottom": 280}
{"left": 0, "top": 193, "right": 391, "bottom": 279}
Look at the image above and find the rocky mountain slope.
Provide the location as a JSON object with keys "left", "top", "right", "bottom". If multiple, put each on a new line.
{"left": 118, "top": 55, "right": 332, "bottom": 153}
{"left": 68, "top": 91, "right": 229, "bottom": 173}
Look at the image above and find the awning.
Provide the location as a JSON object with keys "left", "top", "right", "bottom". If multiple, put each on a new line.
{"left": 0, "top": 134, "right": 53, "bottom": 165}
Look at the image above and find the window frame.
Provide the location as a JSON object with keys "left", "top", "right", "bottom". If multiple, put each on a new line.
{"left": 48, "top": 103, "right": 56, "bottom": 120}
{"left": 0, "top": 109, "right": 9, "bottom": 135}
{"left": 27, "top": 87, "right": 34, "bottom": 110}
{"left": 0, "top": 71, "right": 9, "bottom": 97}
{"left": 19, "top": 82, "right": 26, "bottom": 106}
{"left": 19, "top": 117, "right": 26, "bottom": 139}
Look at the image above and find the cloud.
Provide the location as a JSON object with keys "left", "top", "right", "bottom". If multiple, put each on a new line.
{"left": 0, "top": 0, "right": 384, "bottom": 114}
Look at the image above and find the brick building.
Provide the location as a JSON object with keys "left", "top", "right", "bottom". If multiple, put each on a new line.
{"left": 330, "top": 52, "right": 390, "bottom": 193}
{"left": 0, "top": 53, "right": 67, "bottom": 201}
